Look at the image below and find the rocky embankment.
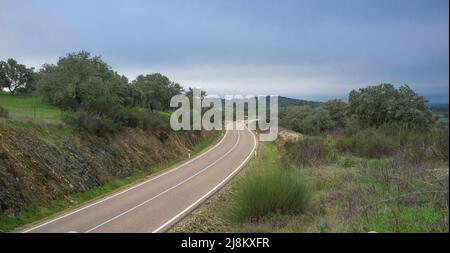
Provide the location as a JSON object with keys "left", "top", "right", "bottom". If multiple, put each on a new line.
{"left": 0, "top": 121, "right": 209, "bottom": 215}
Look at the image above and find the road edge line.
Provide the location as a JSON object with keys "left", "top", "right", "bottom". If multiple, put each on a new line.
{"left": 152, "top": 125, "right": 257, "bottom": 233}
{"left": 22, "top": 129, "right": 229, "bottom": 233}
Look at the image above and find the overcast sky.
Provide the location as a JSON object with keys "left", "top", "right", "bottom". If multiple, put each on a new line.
{"left": 1, "top": 0, "right": 448, "bottom": 102}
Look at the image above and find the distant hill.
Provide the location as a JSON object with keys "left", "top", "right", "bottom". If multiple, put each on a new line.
{"left": 429, "top": 103, "right": 449, "bottom": 113}
{"left": 278, "top": 96, "right": 321, "bottom": 108}
{"left": 220, "top": 96, "right": 321, "bottom": 108}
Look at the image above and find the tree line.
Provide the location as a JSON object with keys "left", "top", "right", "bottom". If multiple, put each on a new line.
{"left": 1, "top": 51, "right": 187, "bottom": 111}
{"left": 0, "top": 51, "right": 194, "bottom": 136}
{"left": 1, "top": 52, "right": 440, "bottom": 135}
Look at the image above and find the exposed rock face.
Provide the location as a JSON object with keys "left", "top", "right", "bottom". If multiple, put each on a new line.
{"left": 0, "top": 122, "right": 207, "bottom": 214}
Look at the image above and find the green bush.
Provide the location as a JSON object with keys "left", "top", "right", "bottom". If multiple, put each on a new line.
{"left": 336, "top": 123, "right": 449, "bottom": 162}
{"left": 279, "top": 106, "right": 336, "bottom": 134}
{"left": 283, "top": 137, "right": 332, "bottom": 168}
{"left": 230, "top": 167, "right": 310, "bottom": 222}
{"left": 62, "top": 110, "right": 121, "bottom": 136}
{"left": 336, "top": 127, "right": 398, "bottom": 158}
{"left": 119, "top": 107, "right": 171, "bottom": 141}
{"left": 400, "top": 125, "right": 449, "bottom": 163}
{"left": 0, "top": 106, "right": 8, "bottom": 118}
{"left": 431, "top": 126, "right": 449, "bottom": 161}
{"left": 62, "top": 107, "right": 173, "bottom": 138}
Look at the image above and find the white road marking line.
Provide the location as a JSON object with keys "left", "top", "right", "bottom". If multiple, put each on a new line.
{"left": 84, "top": 130, "right": 241, "bottom": 233}
{"left": 22, "top": 129, "right": 230, "bottom": 233}
{"left": 152, "top": 125, "right": 257, "bottom": 233}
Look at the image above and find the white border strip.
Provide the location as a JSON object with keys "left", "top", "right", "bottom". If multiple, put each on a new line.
{"left": 22, "top": 130, "right": 229, "bottom": 233}
{"left": 84, "top": 131, "right": 241, "bottom": 233}
{"left": 152, "top": 125, "right": 257, "bottom": 233}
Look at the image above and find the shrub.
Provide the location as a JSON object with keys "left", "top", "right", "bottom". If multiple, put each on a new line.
{"left": 230, "top": 167, "right": 310, "bottom": 222}
{"left": 62, "top": 110, "right": 121, "bottom": 136}
{"left": 62, "top": 107, "right": 173, "bottom": 138}
{"left": 336, "top": 123, "right": 449, "bottom": 162}
{"left": 0, "top": 106, "right": 8, "bottom": 118}
{"left": 427, "top": 126, "right": 449, "bottom": 162}
{"left": 283, "top": 137, "right": 332, "bottom": 168}
{"left": 335, "top": 127, "right": 398, "bottom": 158}
{"left": 400, "top": 125, "right": 449, "bottom": 163}
{"left": 279, "top": 106, "right": 336, "bottom": 134}
{"left": 119, "top": 107, "right": 147, "bottom": 129}
{"left": 119, "top": 107, "right": 171, "bottom": 141}
{"left": 0, "top": 151, "right": 7, "bottom": 160}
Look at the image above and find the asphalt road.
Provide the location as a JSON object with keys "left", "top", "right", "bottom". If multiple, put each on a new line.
{"left": 23, "top": 123, "right": 257, "bottom": 233}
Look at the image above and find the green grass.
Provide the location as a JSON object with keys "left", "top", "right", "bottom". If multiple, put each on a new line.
{"left": 278, "top": 154, "right": 449, "bottom": 233}
{"left": 229, "top": 142, "right": 311, "bottom": 224}
{"left": 0, "top": 92, "right": 62, "bottom": 123}
{"left": 0, "top": 129, "right": 223, "bottom": 232}
{"left": 229, "top": 163, "right": 310, "bottom": 223}
{"left": 171, "top": 141, "right": 298, "bottom": 232}
{"left": 130, "top": 107, "right": 171, "bottom": 118}
{"left": 172, "top": 139, "right": 448, "bottom": 233}
{"left": 352, "top": 204, "right": 448, "bottom": 233}
{"left": 155, "top": 110, "right": 171, "bottom": 118}
{"left": 191, "top": 130, "right": 223, "bottom": 154}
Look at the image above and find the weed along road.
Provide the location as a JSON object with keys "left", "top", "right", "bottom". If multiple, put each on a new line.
{"left": 22, "top": 122, "right": 257, "bottom": 233}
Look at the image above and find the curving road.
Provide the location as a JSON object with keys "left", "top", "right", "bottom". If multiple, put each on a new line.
{"left": 22, "top": 122, "right": 257, "bottom": 233}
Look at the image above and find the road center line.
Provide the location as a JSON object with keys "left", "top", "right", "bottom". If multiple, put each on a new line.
{"left": 152, "top": 126, "right": 257, "bottom": 233}
{"left": 23, "top": 129, "right": 230, "bottom": 233}
{"left": 84, "top": 130, "right": 241, "bottom": 233}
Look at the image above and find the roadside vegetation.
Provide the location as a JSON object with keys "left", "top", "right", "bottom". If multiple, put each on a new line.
{"left": 171, "top": 141, "right": 295, "bottom": 232}
{"left": 1, "top": 52, "right": 202, "bottom": 134}
{"left": 1, "top": 54, "right": 448, "bottom": 233}
{"left": 0, "top": 53, "right": 219, "bottom": 232}
{"left": 0, "top": 105, "right": 8, "bottom": 119}
{"left": 229, "top": 148, "right": 310, "bottom": 223}
{"left": 173, "top": 84, "right": 449, "bottom": 233}
{"left": 0, "top": 128, "right": 221, "bottom": 232}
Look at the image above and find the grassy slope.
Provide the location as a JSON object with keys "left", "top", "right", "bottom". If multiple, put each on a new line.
{"left": 1, "top": 128, "right": 222, "bottom": 232}
{"left": 0, "top": 92, "right": 173, "bottom": 123}
{"left": 0, "top": 92, "right": 62, "bottom": 123}
{"left": 171, "top": 141, "right": 449, "bottom": 233}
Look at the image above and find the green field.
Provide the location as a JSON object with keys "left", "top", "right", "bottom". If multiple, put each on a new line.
{"left": 437, "top": 113, "right": 449, "bottom": 124}
{"left": 0, "top": 92, "right": 62, "bottom": 123}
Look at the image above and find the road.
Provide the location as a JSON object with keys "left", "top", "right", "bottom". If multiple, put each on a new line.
{"left": 22, "top": 122, "right": 257, "bottom": 233}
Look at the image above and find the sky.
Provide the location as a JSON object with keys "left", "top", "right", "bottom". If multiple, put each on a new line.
{"left": 0, "top": 0, "right": 448, "bottom": 102}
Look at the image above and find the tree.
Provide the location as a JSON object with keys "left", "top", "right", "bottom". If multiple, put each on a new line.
{"left": 280, "top": 105, "right": 334, "bottom": 134}
{"left": 320, "top": 99, "right": 347, "bottom": 129}
{"left": 132, "top": 73, "right": 184, "bottom": 111}
{"left": 37, "top": 51, "right": 128, "bottom": 115}
{"left": 348, "top": 83, "right": 435, "bottom": 128}
{"left": 185, "top": 87, "right": 207, "bottom": 105}
{"left": 0, "top": 58, "right": 35, "bottom": 95}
